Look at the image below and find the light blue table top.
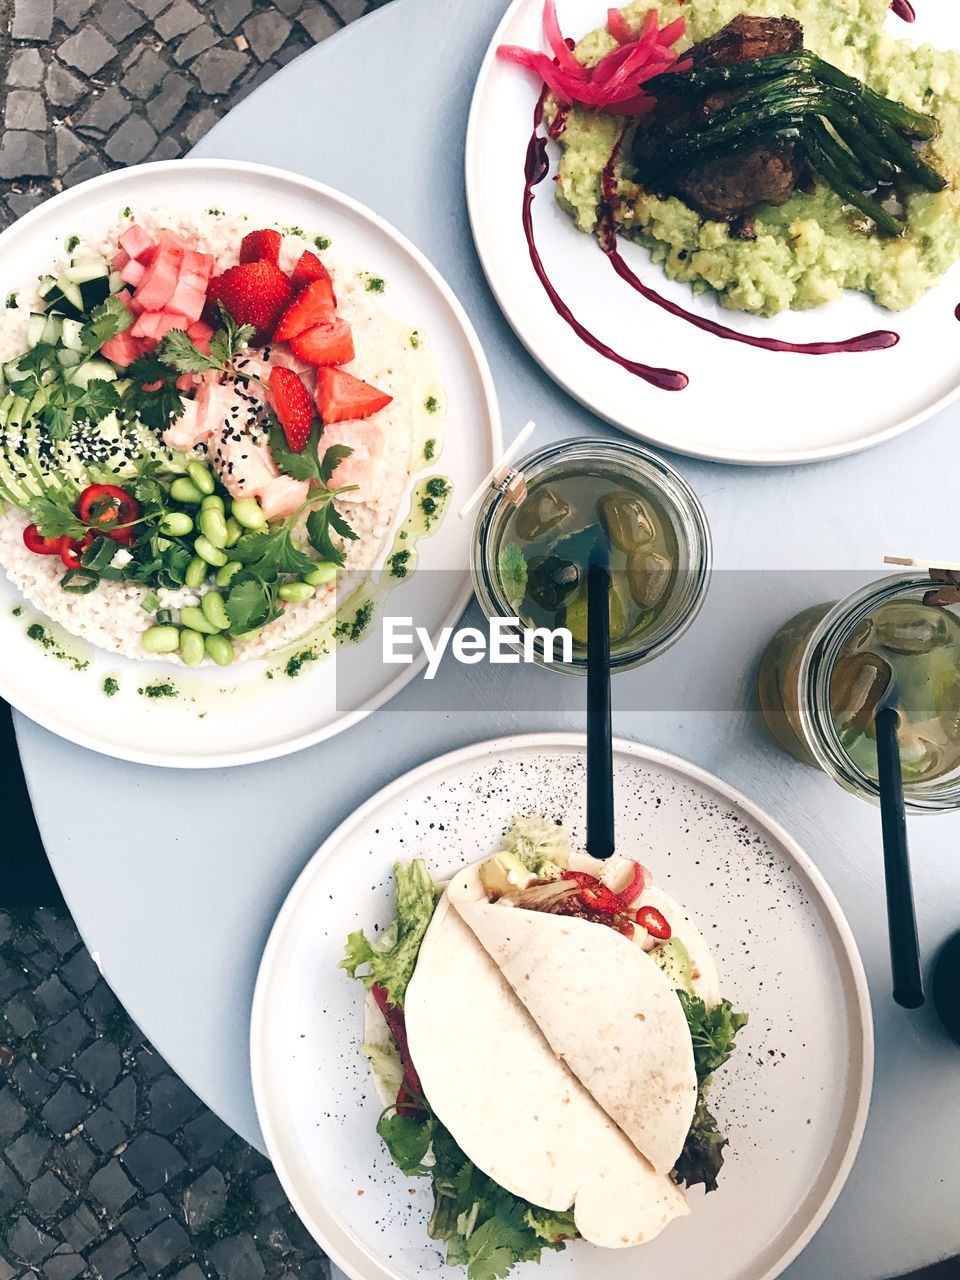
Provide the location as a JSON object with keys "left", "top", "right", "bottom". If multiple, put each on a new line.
{"left": 15, "top": 1, "right": 960, "bottom": 1276}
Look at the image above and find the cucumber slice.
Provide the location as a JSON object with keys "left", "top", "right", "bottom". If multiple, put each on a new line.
{"left": 108, "top": 270, "right": 123, "bottom": 293}
{"left": 70, "top": 357, "right": 118, "bottom": 388}
{"left": 37, "top": 275, "right": 58, "bottom": 300}
{"left": 60, "top": 318, "right": 84, "bottom": 351}
{"left": 79, "top": 276, "right": 110, "bottom": 311}
{"left": 26, "top": 314, "right": 47, "bottom": 347}
{"left": 3, "top": 361, "right": 29, "bottom": 386}
{"left": 64, "top": 258, "right": 109, "bottom": 285}
{"left": 56, "top": 348, "right": 83, "bottom": 369}
{"left": 54, "top": 274, "right": 85, "bottom": 312}
{"left": 41, "top": 314, "right": 62, "bottom": 345}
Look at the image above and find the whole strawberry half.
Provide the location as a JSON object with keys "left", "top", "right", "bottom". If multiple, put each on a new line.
{"left": 290, "top": 250, "right": 331, "bottom": 295}
{"left": 268, "top": 366, "right": 314, "bottom": 452}
{"left": 217, "top": 261, "right": 292, "bottom": 343}
{"left": 239, "top": 228, "right": 282, "bottom": 264}
{"left": 202, "top": 273, "right": 223, "bottom": 326}
{"left": 274, "top": 277, "right": 337, "bottom": 343}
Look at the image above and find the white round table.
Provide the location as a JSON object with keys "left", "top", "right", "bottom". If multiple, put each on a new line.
{"left": 14, "top": 2, "right": 960, "bottom": 1277}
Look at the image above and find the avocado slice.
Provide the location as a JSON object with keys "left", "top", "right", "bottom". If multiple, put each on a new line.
{"left": 480, "top": 850, "right": 537, "bottom": 898}
{"left": 650, "top": 937, "right": 695, "bottom": 995}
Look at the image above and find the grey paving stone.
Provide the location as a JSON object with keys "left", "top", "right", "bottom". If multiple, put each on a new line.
{"left": 208, "top": 1233, "right": 266, "bottom": 1280}
{"left": 44, "top": 1250, "right": 86, "bottom": 1280}
{"left": 89, "top": 1157, "right": 137, "bottom": 1213}
{"left": 183, "top": 1166, "right": 227, "bottom": 1229}
{"left": 0, "top": 960, "right": 27, "bottom": 999}
{"left": 276, "top": 37, "right": 310, "bottom": 65}
{"left": 243, "top": 9, "right": 293, "bottom": 60}
{"left": 84, "top": 1103, "right": 127, "bottom": 1153}
{"left": 105, "top": 114, "right": 159, "bottom": 164}
{"left": 121, "top": 1132, "right": 186, "bottom": 1193}
{"left": 44, "top": 61, "right": 87, "bottom": 109}
{"left": 2, "top": 998, "right": 37, "bottom": 1039}
{"left": 183, "top": 105, "right": 221, "bottom": 144}
{"left": 76, "top": 85, "right": 131, "bottom": 137}
{"left": 4, "top": 90, "right": 48, "bottom": 134}
{"left": 41, "top": 1081, "right": 88, "bottom": 1134}
{"left": 328, "top": 0, "right": 365, "bottom": 20}
{"left": 106, "top": 1075, "right": 137, "bottom": 1129}
{"left": 296, "top": 2, "right": 339, "bottom": 42}
{"left": 211, "top": 0, "right": 253, "bottom": 33}
{"left": 136, "top": 1047, "right": 169, "bottom": 1081}
{"left": 120, "top": 1192, "right": 173, "bottom": 1239}
{"left": 122, "top": 47, "right": 169, "bottom": 97}
{"left": 61, "top": 948, "right": 100, "bottom": 996}
{"left": 55, "top": 0, "right": 96, "bottom": 28}
{"left": 148, "top": 1075, "right": 199, "bottom": 1135}
{"left": 4, "top": 1129, "right": 52, "bottom": 1182}
{"left": 193, "top": 46, "right": 249, "bottom": 94}
{"left": 41, "top": 1008, "right": 91, "bottom": 1069}
{"left": 57, "top": 1134, "right": 98, "bottom": 1183}
{"left": 154, "top": 0, "right": 203, "bottom": 39}
{"left": 253, "top": 1170, "right": 286, "bottom": 1214}
{"left": 97, "top": 0, "right": 146, "bottom": 39}
{"left": 0, "top": 1159, "right": 24, "bottom": 1213}
{"left": 7, "top": 49, "right": 44, "bottom": 88}
{"left": 34, "top": 913, "right": 79, "bottom": 957}
{"left": 55, "top": 126, "right": 87, "bottom": 173}
{"left": 89, "top": 1231, "right": 135, "bottom": 1280}
{"left": 0, "top": 129, "right": 50, "bottom": 181}
{"left": 0, "top": 1259, "right": 14, "bottom": 1280}
{"left": 271, "top": 0, "right": 303, "bottom": 14}
{"left": 33, "top": 976, "right": 74, "bottom": 1020}
{"left": 85, "top": 981, "right": 121, "bottom": 1025}
{"left": 146, "top": 71, "right": 190, "bottom": 129}
{"left": 74, "top": 1039, "right": 120, "bottom": 1092}
{"left": 0, "top": 1089, "right": 28, "bottom": 1141}
{"left": 149, "top": 135, "right": 183, "bottom": 160}
{"left": 136, "top": 1216, "right": 190, "bottom": 1275}
{"left": 129, "top": 0, "right": 170, "bottom": 15}
{"left": 58, "top": 27, "right": 118, "bottom": 76}
{"left": 4, "top": 1215, "right": 57, "bottom": 1265}
{"left": 174, "top": 22, "right": 219, "bottom": 64}
{"left": 5, "top": 190, "right": 45, "bottom": 219}
{"left": 12, "top": 0, "right": 54, "bottom": 39}
{"left": 173, "top": 1266, "right": 207, "bottom": 1280}
{"left": 64, "top": 154, "right": 109, "bottom": 187}
{"left": 58, "top": 1202, "right": 102, "bottom": 1252}
{"left": 181, "top": 1110, "right": 231, "bottom": 1160}
{"left": 11, "top": 1057, "right": 54, "bottom": 1107}
{"left": 27, "top": 1169, "right": 71, "bottom": 1217}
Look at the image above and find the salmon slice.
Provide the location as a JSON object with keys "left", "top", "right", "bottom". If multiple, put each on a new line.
{"left": 317, "top": 420, "right": 384, "bottom": 498}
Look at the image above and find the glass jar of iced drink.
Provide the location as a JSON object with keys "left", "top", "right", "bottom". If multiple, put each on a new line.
{"left": 759, "top": 575, "right": 960, "bottom": 812}
{"left": 471, "top": 438, "right": 711, "bottom": 674}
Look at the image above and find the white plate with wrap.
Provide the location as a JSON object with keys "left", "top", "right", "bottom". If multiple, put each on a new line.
{"left": 250, "top": 732, "right": 873, "bottom": 1280}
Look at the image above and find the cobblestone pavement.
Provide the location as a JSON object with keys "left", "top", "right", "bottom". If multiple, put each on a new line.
{"left": 0, "top": 908, "right": 331, "bottom": 1278}
{"left": 0, "top": 0, "right": 387, "bottom": 231}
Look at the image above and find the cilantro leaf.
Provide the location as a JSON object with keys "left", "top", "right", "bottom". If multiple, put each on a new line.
{"left": 305, "top": 505, "right": 344, "bottom": 567}
{"left": 676, "top": 992, "right": 748, "bottom": 1084}
{"left": 376, "top": 1110, "right": 434, "bottom": 1177}
{"left": 80, "top": 295, "right": 133, "bottom": 353}
{"left": 41, "top": 404, "right": 74, "bottom": 442}
{"left": 269, "top": 419, "right": 323, "bottom": 483}
{"left": 78, "top": 378, "right": 121, "bottom": 424}
{"left": 224, "top": 574, "right": 280, "bottom": 634}
{"left": 123, "top": 354, "right": 185, "bottom": 431}
{"left": 319, "top": 442, "right": 353, "bottom": 486}
{"left": 340, "top": 860, "right": 438, "bottom": 1007}
{"left": 328, "top": 505, "right": 357, "bottom": 542}
{"left": 230, "top": 527, "right": 315, "bottom": 579}
{"left": 157, "top": 327, "right": 220, "bottom": 375}
{"left": 27, "top": 492, "right": 87, "bottom": 540}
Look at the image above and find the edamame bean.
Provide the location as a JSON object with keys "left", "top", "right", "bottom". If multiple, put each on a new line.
{"left": 187, "top": 461, "right": 215, "bottom": 495}
{"left": 305, "top": 562, "right": 338, "bottom": 587}
{"left": 230, "top": 628, "right": 262, "bottom": 643}
{"left": 201, "top": 494, "right": 225, "bottom": 514}
{"left": 170, "top": 477, "right": 204, "bottom": 504}
{"left": 201, "top": 590, "right": 230, "bottom": 631}
{"left": 279, "top": 581, "right": 316, "bottom": 604}
{"left": 185, "top": 556, "right": 207, "bottom": 590}
{"left": 231, "top": 497, "right": 266, "bottom": 530}
{"left": 141, "top": 625, "right": 180, "bottom": 654}
{"left": 199, "top": 507, "right": 228, "bottom": 549}
{"left": 224, "top": 517, "right": 242, "bottom": 548}
{"left": 205, "top": 633, "right": 235, "bottom": 667}
{"left": 159, "top": 511, "right": 194, "bottom": 537}
{"left": 179, "top": 606, "right": 220, "bottom": 636}
{"left": 215, "top": 560, "right": 243, "bottom": 588}
{"left": 179, "top": 628, "right": 205, "bottom": 667}
{"left": 193, "top": 535, "right": 228, "bottom": 568}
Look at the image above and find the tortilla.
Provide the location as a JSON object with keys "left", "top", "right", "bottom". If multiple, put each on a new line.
{"left": 403, "top": 892, "right": 689, "bottom": 1248}
{"left": 447, "top": 864, "right": 698, "bottom": 1175}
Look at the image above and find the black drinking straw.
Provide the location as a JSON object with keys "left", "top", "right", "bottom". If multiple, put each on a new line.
{"left": 586, "top": 543, "right": 615, "bottom": 860}
{"left": 875, "top": 704, "right": 924, "bottom": 1008}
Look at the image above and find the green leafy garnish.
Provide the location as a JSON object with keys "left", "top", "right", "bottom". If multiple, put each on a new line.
{"left": 498, "top": 542, "right": 528, "bottom": 612}
{"left": 80, "top": 295, "right": 134, "bottom": 353}
{"left": 122, "top": 353, "right": 185, "bottom": 431}
{"left": 27, "top": 491, "right": 86, "bottom": 540}
{"left": 224, "top": 573, "right": 282, "bottom": 634}
{"left": 157, "top": 307, "right": 256, "bottom": 377}
{"left": 673, "top": 992, "right": 748, "bottom": 1193}
{"left": 340, "top": 859, "right": 438, "bottom": 1008}
{"left": 230, "top": 526, "right": 315, "bottom": 579}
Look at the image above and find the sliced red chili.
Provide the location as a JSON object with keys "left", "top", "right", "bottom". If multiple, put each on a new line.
{"left": 615, "top": 861, "right": 649, "bottom": 911}
{"left": 58, "top": 532, "right": 93, "bottom": 571}
{"left": 562, "top": 870, "right": 622, "bottom": 915}
{"left": 76, "top": 483, "right": 141, "bottom": 544}
{"left": 636, "top": 905, "right": 672, "bottom": 940}
{"left": 22, "top": 524, "right": 61, "bottom": 555}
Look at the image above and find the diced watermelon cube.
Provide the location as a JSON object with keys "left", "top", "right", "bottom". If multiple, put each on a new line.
{"left": 112, "top": 249, "right": 130, "bottom": 271}
{"left": 134, "top": 248, "right": 182, "bottom": 311}
{"left": 101, "top": 330, "right": 146, "bottom": 367}
{"left": 119, "top": 224, "right": 156, "bottom": 262}
{"left": 187, "top": 320, "right": 214, "bottom": 353}
{"left": 120, "top": 258, "right": 146, "bottom": 287}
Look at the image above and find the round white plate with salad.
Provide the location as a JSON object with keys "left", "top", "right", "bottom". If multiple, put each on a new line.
{"left": 466, "top": 0, "right": 960, "bottom": 464}
{"left": 0, "top": 160, "right": 500, "bottom": 766}
{"left": 251, "top": 733, "right": 873, "bottom": 1280}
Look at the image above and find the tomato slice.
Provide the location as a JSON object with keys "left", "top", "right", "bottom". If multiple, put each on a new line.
{"left": 76, "top": 483, "right": 141, "bottom": 544}
{"left": 22, "top": 524, "right": 62, "bottom": 555}
{"left": 636, "top": 905, "right": 671, "bottom": 940}
{"left": 616, "top": 861, "right": 649, "bottom": 911}
{"left": 58, "top": 532, "right": 94, "bottom": 570}
{"left": 562, "top": 870, "right": 622, "bottom": 914}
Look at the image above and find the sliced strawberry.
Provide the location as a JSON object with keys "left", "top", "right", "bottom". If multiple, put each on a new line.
{"left": 290, "top": 250, "right": 331, "bottom": 295}
{"left": 290, "top": 318, "right": 355, "bottom": 367}
{"left": 315, "top": 368, "right": 393, "bottom": 424}
{"left": 202, "top": 273, "right": 223, "bottom": 326}
{"left": 268, "top": 367, "right": 314, "bottom": 452}
{"left": 274, "top": 277, "right": 337, "bottom": 342}
{"left": 239, "top": 228, "right": 282, "bottom": 265}
{"left": 217, "top": 260, "right": 292, "bottom": 343}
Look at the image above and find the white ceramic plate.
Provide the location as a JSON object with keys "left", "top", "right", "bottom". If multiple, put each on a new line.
{"left": 0, "top": 160, "right": 500, "bottom": 767}
{"left": 251, "top": 733, "right": 873, "bottom": 1280}
{"left": 466, "top": 1, "right": 960, "bottom": 464}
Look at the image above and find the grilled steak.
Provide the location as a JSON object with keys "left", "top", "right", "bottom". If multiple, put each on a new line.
{"left": 631, "top": 14, "right": 806, "bottom": 223}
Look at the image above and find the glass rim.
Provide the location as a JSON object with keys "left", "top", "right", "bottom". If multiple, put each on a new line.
{"left": 797, "top": 573, "right": 960, "bottom": 812}
{"left": 470, "top": 436, "right": 713, "bottom": 674}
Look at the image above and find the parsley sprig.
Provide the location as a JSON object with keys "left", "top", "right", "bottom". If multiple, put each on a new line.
{"left": 157, "top": 306, "right": 258, "bottom": 382}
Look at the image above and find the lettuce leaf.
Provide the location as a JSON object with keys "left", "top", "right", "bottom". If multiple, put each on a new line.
{"left": 340, "top": 859, "right": 438, "bottom": 1007}
{"left": 673, "top": 992, "right": 748, "bottom": 1193}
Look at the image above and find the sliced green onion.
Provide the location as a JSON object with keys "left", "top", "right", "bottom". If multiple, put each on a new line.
{"left": 60, "top": 569, "right": 100, "bottom": 595}
{"left": 141, "top": 591, "right": 161, "bottom": 613}
{"left": 82, "top": 536, "right": 119, "bottom": 573}
{"left": 155, "top": 608, "right": 174, "bottom": 625}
